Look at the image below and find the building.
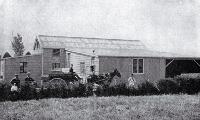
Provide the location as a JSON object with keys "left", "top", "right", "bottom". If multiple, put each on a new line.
{"left": 1, "top": 35, "right": 200, "bottom": 86}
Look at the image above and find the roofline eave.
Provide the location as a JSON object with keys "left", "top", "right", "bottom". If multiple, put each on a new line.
{"left": 97, "top": 55, "right": 200, "bottom": 59}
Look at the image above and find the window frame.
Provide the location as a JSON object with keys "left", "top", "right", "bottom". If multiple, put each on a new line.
{"left": 52, "top": 49, "right": 61, "bottom": 57}
{"left": 52, "top": 63, "right": 61, "bottom": 70}
{"left": 66, "top": 53, "right": 71, "bottom": 68}
{"left": 132, "top": 58, "right": 144, "bottom": 74}
{"left": 20, "top": 62, "right": 28, "bottom": 73}
{"left": 80, "top": 62, "right": 86, "bottom": 74}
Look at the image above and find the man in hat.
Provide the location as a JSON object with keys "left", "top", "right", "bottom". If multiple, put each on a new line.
{"left": 25, "top": 72, "right": 36, "bottom": 86}
{"left": 10, "top": 74, "right": 21, "bottom": 89}
{"left": 69, "top": 64, "right": 74, "bottom": 73}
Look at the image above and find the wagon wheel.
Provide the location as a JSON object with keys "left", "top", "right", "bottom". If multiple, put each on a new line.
{"left": 49, "top": 78, "right": 68, "bottom": 89}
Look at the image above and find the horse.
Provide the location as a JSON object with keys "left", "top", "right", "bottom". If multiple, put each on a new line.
{"left": 85, "top": 69, "right": 121, "bottom": 96}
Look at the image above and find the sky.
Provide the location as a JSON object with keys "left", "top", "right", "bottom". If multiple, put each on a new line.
{"left": 0, "top": 0, "right": 200, "bottom": 56}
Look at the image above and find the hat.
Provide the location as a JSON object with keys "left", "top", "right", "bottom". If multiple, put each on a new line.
{"left": 27, "top": 72, "right": 31, "bottom": 75}
{"left": 15, "top": 74, "right": 18, "bottom": 76}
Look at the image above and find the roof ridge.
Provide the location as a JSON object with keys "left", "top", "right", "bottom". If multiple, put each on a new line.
{"left": 38, "top": 34, "right": 141, "bottom": 42}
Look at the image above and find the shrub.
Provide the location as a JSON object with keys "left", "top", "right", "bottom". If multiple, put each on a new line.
{"left": 157, "top": 78, "right": 180, "bottom": 94}
{"left": 175, "top": 76, "right": 200, "bottom": 94}
{"left": 0, "top": 81, "right": 11, "bottom": 101}
{"left": 138, "top": 81, "right": 159, "bottom": 95}
{"left": 107, "top": 84, "right": 138, "bottom": 96}
{"left": 20, "top": 85, "right": 38, "bottom": 100}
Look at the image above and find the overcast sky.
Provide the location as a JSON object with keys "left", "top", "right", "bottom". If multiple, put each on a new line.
{"left": 0, "top": 0, "right": 200, "bottom": 56}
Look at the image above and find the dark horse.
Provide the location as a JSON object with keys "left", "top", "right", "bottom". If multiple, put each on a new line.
{"left": 86, "top": 69, "right": 121, "bottom": 96}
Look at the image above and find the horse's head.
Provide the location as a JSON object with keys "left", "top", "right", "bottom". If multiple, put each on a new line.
{"left": 114, "top": 69, "right": 121, "bottom": 78}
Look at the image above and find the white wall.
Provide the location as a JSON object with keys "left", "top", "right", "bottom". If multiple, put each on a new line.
{"left": 69, "top": 52, "right": 99, "bottom": 78}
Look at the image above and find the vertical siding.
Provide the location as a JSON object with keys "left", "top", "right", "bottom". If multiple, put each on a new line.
{"left": 3, "top": 54, "right": 42, "bottom": 85}
{"left": 99, "top": 56, "right": 166, "bottom": 85}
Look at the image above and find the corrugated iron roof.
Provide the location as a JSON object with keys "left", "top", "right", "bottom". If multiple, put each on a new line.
{"left": 38, "top": 35, "right": 200, "bottom": 58}
{"left": 38, "top": 35, "right": 146, "bottom": 50}
{"left": 66, "top": 48, "right": 200, "bottom": 58}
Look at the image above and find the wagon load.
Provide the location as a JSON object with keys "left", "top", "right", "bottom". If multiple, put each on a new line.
{"left": 48, "top": 70, "right": 82, "bottom": 83}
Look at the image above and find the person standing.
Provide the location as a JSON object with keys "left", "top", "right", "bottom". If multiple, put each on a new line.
{"left": 69, "top": 64, "right": 74, "bottom": 73}
{"left": 25, "top": 72, "right": 36, "bottom": 86}
{"left": 24, "top": 72, "right": 38, "bottom": 100}
{"left": 127, "top": 74, "right": 136, "bottom": 88}
{"left": 10, "top": 74, "right": 21, "bottom": 100}
{"left": 10, "top": 74, "right": 21, "bottom": 89}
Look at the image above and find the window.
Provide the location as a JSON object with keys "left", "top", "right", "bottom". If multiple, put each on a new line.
{"left": 133, "top": 59, "right": 137, "bottom": 73}
{"left": 91, "top": 57, "right": 95, "bottom": 65}
{"left": 52, "top": 63, "right": 60, "bottom": 70}
{"left": 20, "top": 62, "right": 28, "bottom": 73}
{"left": 52, "top": 49, "right": 60, "bottom": 56}
{"left": 80, "top": 62, "right": 85, "bottom": 74}
{"left": 132, "top": 58, "right": 144, "bottom": 74}
{"left": 66, "top": 53, "right": 70, "bottom": 68}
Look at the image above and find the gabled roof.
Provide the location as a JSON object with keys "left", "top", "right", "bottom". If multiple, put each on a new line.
{"left": 38, "top": 35, "right": 146, "bottom": 50}
{"left": 38, "top": 35, "right": 200, "bottom": 58}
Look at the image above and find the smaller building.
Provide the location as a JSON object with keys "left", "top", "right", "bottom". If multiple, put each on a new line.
{"left": 0, "top": 54, "right": 42, "bottom": 84}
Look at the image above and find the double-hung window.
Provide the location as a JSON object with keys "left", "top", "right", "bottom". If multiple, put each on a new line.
{"left": 52, "top": 63, "right": 60, "bottom": 70}
{"left": 20, "top": 62, "right": 28, "bottom": 73}
{"left": 132, "top": 58, "right": 144, "bottom": 74}
{"left": 80, "top": 62, "right": 86, "bottom": 74}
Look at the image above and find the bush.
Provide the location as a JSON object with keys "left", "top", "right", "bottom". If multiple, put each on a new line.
{"left": 20, "top": 85, "right": 39, "bottom": 100}
{"left": 157, "top": 78, "right": 180, "bottom": 94}
{"left": 175, "top": 76, "right": 200, "bottom": 94}
{"left": 0, "top": 81, "right": 11, "bottom": 101}
{"left": 138, "top": 81, "right": 159, "bottom": 95}
{"left": 2, "top": 75, "right": 200, "bottom": 102}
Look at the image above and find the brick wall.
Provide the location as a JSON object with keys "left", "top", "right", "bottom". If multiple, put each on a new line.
{"left": 42, "top": 48, "right": 66, "bottom": 75}
{"left": 3, "top": 54, "right": 42, "bottom": 85}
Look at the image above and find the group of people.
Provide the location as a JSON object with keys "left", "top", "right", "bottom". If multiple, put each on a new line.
{"left": 10, "top": 72, "right": 36, "bottom": 92}
{"left": 70, "top": 63, "right": 137, "bottom": 89}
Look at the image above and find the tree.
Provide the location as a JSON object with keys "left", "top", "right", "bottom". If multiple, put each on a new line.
{"left": 11, "top": 33, "right": 25, "bottom": 56}
{"left": 3, "top": 52, "right": 11, "bottom": 58}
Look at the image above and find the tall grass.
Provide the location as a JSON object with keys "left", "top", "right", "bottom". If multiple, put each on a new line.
{"left": 0, "top": 95, "right": 199, "bottom": 120}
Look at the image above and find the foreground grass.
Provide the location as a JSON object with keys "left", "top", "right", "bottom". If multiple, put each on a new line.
{"left": 0, "top": 95, "right": 199, "bottom": 120}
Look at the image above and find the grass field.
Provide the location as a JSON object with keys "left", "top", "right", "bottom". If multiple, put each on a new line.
{"left": 0, "top": 95, "right": 199, "bottom": 120}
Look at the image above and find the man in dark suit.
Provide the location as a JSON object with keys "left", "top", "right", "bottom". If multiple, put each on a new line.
{"left": 25, "top": 72, "right": 36, "bottom": 86}
{"left": 69, "top": 64, "right": 74, "bottom": 73}
{"left": 10, "top": 74, "right": 20, "bottom": 89}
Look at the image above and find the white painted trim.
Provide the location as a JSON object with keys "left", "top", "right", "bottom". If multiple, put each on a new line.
{"left": 41, "top": 49, "right": 44, "bottom": 76}
{"left": 165, "top": 59, "right": 174, "bottom": 68}
{"left": 193, "top": 60, "right": 200, "bottom": 68}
